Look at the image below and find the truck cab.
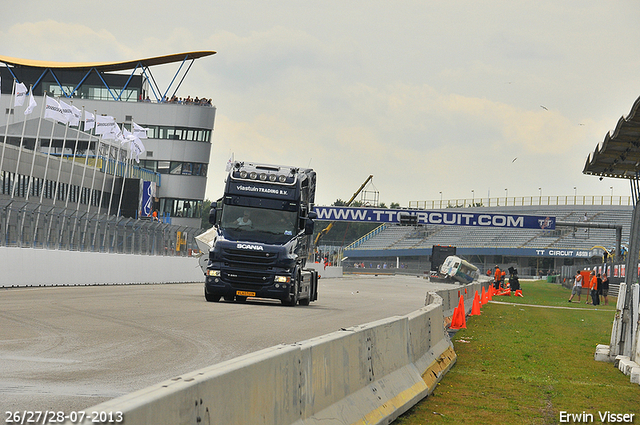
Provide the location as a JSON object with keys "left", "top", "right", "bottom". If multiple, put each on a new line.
{"left": 203, "top": 161, "right": 318, "bottom": 306}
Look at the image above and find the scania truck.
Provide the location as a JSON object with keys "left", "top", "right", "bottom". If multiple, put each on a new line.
{"left": 202, "top": 161, "right": 319, "bottom": 306}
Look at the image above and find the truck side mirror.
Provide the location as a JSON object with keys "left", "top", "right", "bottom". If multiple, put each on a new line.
{"left": 208, "top": 202, "right": 217, "bottom": 225}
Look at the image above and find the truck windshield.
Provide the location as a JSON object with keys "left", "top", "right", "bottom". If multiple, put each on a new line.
{"left": 220, "top": 205, "right": 298, "bottom": 243}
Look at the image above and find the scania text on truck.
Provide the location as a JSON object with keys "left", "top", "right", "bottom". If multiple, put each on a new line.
{"left": 203, "top": 161, "right": 319, "bottom": 306}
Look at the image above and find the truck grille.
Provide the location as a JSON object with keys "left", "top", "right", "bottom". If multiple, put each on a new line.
{"left": 222, "top": 248, "right": 278, "bottom": 270}
{"left": 221, "top": 248, "right": 278, "bottom": 287}
{"left": 223, "top": 270, "right": 271, "bottom": 287}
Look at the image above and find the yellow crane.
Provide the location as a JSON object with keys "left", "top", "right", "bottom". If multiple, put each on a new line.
{"left": 313, "top": 175, "right": 374, "bottom": 247}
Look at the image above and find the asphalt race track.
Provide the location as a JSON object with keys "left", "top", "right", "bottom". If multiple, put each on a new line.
{"left": 0, "top": 275, "right": 455, "bottom": 414}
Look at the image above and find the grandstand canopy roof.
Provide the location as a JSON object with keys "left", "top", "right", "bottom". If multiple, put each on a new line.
{"left": 583, "top": 95, "right": 640, "bottom": 180}
{"left": 0, "top": 51, "right": 216, "bottom": 72}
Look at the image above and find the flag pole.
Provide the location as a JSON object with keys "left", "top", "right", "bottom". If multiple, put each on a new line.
{"left": 79, "top": 110, "right": 96, "bottom": 249}
{"left": 33, "top": 95, "right": 59, "bottom": 246}
{"left": 78, "top": 110, "right": 95, "bottom": 212}
{"left": 112, "top": 137, "right": 131, "bottom": 251}
{"left": 65, "top": 105, "right": 83, "bottom": 247}
{"left": 46, "top": 98, "right": 71, "bottom": 246}
{"left": 86, "top": 133, "right": 103, "bottom": 249}
{"left": 21, "top": 90, "right": 47, "bottom": 245}
{"left": 11, "top": 84, "right": 31, "bottom": 199}
{"left": 4, "top": 81, "right": 23, "bottom": 242}
{"left": 52, "top": 101, "right": 76, "bottom": 249}
{"left": 25, "top": 90, "right": 46, "bottom": 202}
{"left": 64, "top": 103, "right": 82, "bottom": 209}
{"left": 91, "top": 138, "right": 107, "bottom": 249}
{"left": 0, "top": 80, "right": 17, "bottom": 197}
{"left": 116, "top": 133, "right": 131, "bottom": 219}
{"left": 103, "top": 142, "right": 120, "bottom": 251}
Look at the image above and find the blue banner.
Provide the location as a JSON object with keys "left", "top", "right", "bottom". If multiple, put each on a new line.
{"left": 313, "top": 206, "right": 555, "bottom": 230}
{"left": 142, "top": 181, "right": 153, "bottom": 217}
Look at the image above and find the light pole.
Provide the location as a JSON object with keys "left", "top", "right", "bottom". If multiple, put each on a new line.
{"left": 439, "top": 191, "right": 442, "bottom": 209}
{"left": 471, "top": 190, "right": 474, "bottom": 206}
{"left": 538, "top": 187, "right": 542, "bottom": 205}
{"left": 610, "top": 186, "right": 614, "bottom": 204}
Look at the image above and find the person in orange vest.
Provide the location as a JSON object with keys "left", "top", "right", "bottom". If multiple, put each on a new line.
{"left": 586, "top": 271, "right": 597, "bottom": 305}
{"left": 590, "top": 273, "right": 601, "bottom": 306}
{"left": 494, "top": 266, "right": 501, "bottom": 289}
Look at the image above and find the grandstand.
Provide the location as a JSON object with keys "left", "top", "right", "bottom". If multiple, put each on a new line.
{"left": 343, "top": 203, "right": 632, "bottom": 279}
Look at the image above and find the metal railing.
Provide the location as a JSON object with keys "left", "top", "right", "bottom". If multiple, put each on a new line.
{"left": 409, "top": 195, "right": 633, "bottom": 210}
{"left": 1, "top": 200, "right": 203, "bottom": 256}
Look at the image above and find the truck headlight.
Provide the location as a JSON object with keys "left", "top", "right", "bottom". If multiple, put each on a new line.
{"left": 207, "top": 270, "right": 221, "bottom": 277}
{"left": 274, "top": 276, "right": 290, "bottom": 283}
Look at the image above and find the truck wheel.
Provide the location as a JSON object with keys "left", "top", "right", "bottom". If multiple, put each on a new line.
{"left": 299, "top": 297, "right": 310, "bottom": 306}
{"left": 204, "top": 289, "right": 221, "bottom": 302}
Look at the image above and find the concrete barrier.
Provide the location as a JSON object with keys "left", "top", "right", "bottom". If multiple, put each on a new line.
{"left": 63, "top": 291, "right": 457, "bottom": 425}
{"left": 0, "top": 246, "right": 203, "bottom": 287}
{"left": 307, "top": 263, "right": 343, "bottom": 278}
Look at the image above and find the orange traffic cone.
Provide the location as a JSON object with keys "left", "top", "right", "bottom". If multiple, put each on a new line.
{"left": 450, "top": 294, "right": 467, "bottom": 329}
{"left": 470, "top": 291, "right": 481, "bottom": 316}
{"left": 488, "top": 284, "right": 494, "bottom": 301}
{"left": 481, "top": 286, "right": 488, "bottom": 305}
{"left": 515, "top": 289, "right": 523, "bottom": 297}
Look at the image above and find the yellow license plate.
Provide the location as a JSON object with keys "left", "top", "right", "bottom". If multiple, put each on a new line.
{"left": 236, "top": 290, "right": 255, "bottom": 297}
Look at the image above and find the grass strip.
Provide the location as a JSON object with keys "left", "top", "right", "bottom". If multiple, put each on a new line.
{"left": 394, "top": 280, "right": 639, "bottom": 424}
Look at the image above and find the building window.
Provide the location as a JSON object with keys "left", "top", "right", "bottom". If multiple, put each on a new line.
{"left": 157, "top": 161, "right": 170, "bottom": 174}
{"left": 143, "top": 125, "right": 211, "bottom": 143}
{"left": 169, "top": 162, "right": 182, "bottom": 175}
{"left": 181, "top": 163, "right": 193, "bottom": 175}
{"left": 159, "top": 198, "right": 203, "bottom": 218}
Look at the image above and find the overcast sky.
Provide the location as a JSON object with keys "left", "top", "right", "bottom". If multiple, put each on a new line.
{"left": 2, "top": 1, "right": 640, "bottom": 207}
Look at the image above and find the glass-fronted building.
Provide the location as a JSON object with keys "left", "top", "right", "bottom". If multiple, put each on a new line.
{"left": 0, "top": 51, "right": 216, "bottom": 228}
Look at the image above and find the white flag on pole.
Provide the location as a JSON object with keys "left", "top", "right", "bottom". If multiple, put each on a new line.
{"left": 68, "top": 105, "right": 81, "bottom": 127}
{"left": 130, "top": 136, "right": 145, "bottom": 164}
{"left": 111, "top": 124, "right": 124, "bottom": 143}
{"left": 43, "top": 96, "right": 67, "bottom": 123}
{"left": 59, "top": 100, "right": 74, "bottom": 124}
{"left": 14, "top": 82, "right": 28, "bottom": 107}
{"left": 122, "top": 127, "right": 130, "bottom": 141}
{"left": 225, "top": 153, "right": 235, "bottom": 172}
{"left": 132, "top": 121, "right": 149, "bottom": 139}
{"left": 95, "top": 115, "right": 116, "bottom": 135}
{"left": 84, "top": 111, "right": 95, "bottom": 131}
{"left": 24, "top": 89, "right": 37, "bottom": 115}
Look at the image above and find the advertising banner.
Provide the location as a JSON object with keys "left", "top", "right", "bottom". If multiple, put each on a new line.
{"left": 141, "top": 181, "right": 155, "bottom": 217}
{"left": 313, "top": 206, "right": 555, "bottom": 230}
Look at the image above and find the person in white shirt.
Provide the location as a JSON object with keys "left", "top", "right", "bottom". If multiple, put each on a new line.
{"left": 236, "top": 211, "right": 252, "bottom": 227}
{"left": 568, "top": 271, "right": 583, "bottom": 302}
